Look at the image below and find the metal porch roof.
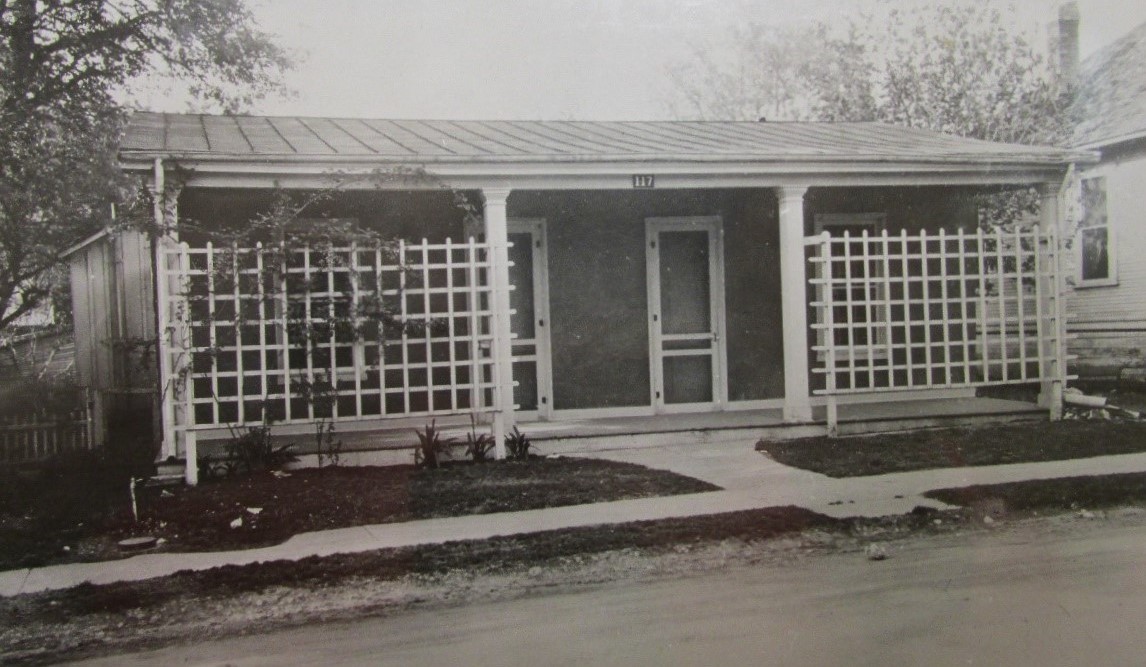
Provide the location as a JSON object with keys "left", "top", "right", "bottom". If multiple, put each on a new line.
{"left": 121, "top": 112, "right": 1090, "bottom": 167}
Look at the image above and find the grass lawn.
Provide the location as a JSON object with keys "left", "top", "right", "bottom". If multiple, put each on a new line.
{"left": 0, "top": 457, "right": 719, "bottom": 571}
{"left": 758, "top": 421, "right": 1146, "bottom": 478}
{"left": 926, "top": 472, "right": 1146, "bottom": 513}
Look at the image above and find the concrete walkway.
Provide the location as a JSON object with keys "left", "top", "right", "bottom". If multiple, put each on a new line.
{"left": 5, "top": 446, "right": 1146, "bottom": 598}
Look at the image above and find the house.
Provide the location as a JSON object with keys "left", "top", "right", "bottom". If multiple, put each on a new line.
{"left": 69, "top": 112, "right": 1089, "bottom": 483}
{"left": 1063, "top": 7, "right": 1146, "bottom": 382}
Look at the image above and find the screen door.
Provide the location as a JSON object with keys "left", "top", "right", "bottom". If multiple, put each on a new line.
{"left": 507, "top": 219, "right": 552, "bottom": 420}
{"left": 646, "top": 217, "right": 726, "bottom": 411}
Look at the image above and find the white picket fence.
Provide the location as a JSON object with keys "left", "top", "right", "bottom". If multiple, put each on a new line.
{"left": 806, "top": 226, "right": 1068, "bottom": 395}
{"left": 156, "top": 238, "right": 500, "bottom": 435}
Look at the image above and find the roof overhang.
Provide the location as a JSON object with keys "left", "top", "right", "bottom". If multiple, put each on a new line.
{"left": 119, "top": 151, "right": 1095, "bottom": 191}
{"left": 1074, "top": 129, "right": 1146, "bottom": 153}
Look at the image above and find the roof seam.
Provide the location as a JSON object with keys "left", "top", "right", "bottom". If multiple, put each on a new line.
{"left": 410, "top": 120, "right": 490, "bottom": 154}
{"left": 390, "top": 120, "right": 469, "bottom": 155}
{"left": 327, "top": 118, "right": 381, "bottom": 154}
{"left": 198, "top": 115, "right": 212, "bottom": 151}
{"left": 600, "top": 121, "right": 717, "bottom": 153}
{"left": 358, "top": 119, "right": 419, "bottom": 154}
{"left": 496, "top": 121, "right": 619, "bottom": 153}
{"left": 475, "top": 121, "right": 580, "bottom": 154}
{"left": 295, "top": 117, "right": 340, "bottom": 154}
{"left": 229, "top": 115, "right": 256, "bottom": 153}
{"left": 263, "top": 117, "right": 299, "bottom": 154}
{"left": 443, "top": 120, "right": 529, "bottom": 154}
{"left": 541, "top": 121, "right": 661, "bottom": 153}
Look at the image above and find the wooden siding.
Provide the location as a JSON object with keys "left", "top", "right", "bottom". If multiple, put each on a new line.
{"left": 68, "top": 229, "right": 157, "bottom": 391}
{"left": 70, "top": 237, "right": 115, "bottom": 389}
{"left": 1068, "top": 146, "right": 1146, "bottom": 378}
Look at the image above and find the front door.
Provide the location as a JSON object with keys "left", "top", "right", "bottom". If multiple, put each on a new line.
{"left": 507, "top": 219, "right": 553, "bottom": 420}
{"left": 646, "top": 217, "right": 726, "bottom": 412}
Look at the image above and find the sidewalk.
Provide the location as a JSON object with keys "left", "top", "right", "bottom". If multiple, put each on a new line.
{"left": 5, "top": 447, "right": 1146, "bottom": 598}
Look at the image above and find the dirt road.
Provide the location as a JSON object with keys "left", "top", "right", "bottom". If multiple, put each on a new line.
{"left": 62, "top": 512, "right": 1146, "bottom": 667}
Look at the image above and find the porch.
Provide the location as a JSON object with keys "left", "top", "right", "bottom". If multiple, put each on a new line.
{"left": 115, "top": 113, "right": 1091, "bottom": 484}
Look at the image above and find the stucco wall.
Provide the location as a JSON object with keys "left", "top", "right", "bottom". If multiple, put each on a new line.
{"left": 178, "top": 189, "right": 474, "bottom": 243}
{"left": 510, "top": 189, "right": 784, "bottom": 410}
{"left": 805, "top": 186, "right": 978, "bottom": 235}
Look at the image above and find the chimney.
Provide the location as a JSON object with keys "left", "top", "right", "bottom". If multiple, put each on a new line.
{"left": 1055, "top": 2, "right": 1080, "bottom": 86}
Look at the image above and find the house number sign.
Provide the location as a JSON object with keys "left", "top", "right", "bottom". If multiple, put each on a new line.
{"left": 632, "top": 174, "right": 655, "bottom": 188}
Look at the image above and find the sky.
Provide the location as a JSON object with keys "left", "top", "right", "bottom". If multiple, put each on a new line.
{"left": 135, "top": 0, "right": 1146, "bottom": 120}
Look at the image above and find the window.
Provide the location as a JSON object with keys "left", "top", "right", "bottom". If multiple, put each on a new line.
{"left": 813, "top": 213, "right": 888, "bottom": 359}
{"left": 1076, "top": 177, "right": 1117, "bottom": 287}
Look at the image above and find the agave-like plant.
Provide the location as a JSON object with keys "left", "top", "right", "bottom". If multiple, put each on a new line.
{"left": 414, "top": 419, "right": 456, "bottom": 469}
{"left": 504, "top": 426, "right": 531, "bottom": 460}
{"left": 464, "top": 414, "right": 496, "bottom": 462}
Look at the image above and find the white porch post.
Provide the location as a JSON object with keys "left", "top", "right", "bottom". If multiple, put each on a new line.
{"left": 1038, "top": 181, "right": 1066, "bottom": 420}
{"left": 150, "top": 159, "right": 197, "bottom": 483}
{"left": 777, "top": 186, "right": 813, "bottom": 422}
{"left": 150, "top": 159, "right": 178, "bottom": 463}
{"left": 482, "top": 187, "right": 515, "bottom": 458}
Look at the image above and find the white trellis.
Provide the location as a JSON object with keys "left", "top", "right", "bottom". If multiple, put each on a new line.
{"left": 156, "top": 237, "right": 500, "bottom": 456}
{"left": 806, "top": 227, "right": 1070, "bottom": 430}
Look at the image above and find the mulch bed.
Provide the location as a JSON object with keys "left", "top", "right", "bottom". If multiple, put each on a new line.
{"left": 0, "top": 457, "right": 719, "bottom": 571}
{"left": 759, "top": 421, "right": 1146, "bottom": 478}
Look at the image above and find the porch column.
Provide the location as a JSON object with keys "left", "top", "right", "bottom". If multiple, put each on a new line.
{"left": 777, "top": 186, "right": 813, "bottom": 422}
{"left": 482, "top": 187, "right": 515, "bottom": 459}
{"left": 1038, "top": 181, "right": 1066, "bottom": 420}
{"left": 149, "top": 159, "right": 196, "bottom": 483}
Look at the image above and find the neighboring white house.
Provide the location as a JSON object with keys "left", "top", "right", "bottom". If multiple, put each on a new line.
{"left": 1065, "top": 11, "right": 1146, "bottom": 381}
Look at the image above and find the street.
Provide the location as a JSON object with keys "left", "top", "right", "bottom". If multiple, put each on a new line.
{"left": 67, "top": 515, "right": 1146, "bottom": 666}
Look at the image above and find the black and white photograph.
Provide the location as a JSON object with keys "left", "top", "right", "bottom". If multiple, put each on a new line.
{"left": 2, "top": 1, "right": 1146, "bottom": 665}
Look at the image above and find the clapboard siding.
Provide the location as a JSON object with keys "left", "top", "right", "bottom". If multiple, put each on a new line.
{"left": 1067, "top": 146, "right": 1146, "bottom": 378}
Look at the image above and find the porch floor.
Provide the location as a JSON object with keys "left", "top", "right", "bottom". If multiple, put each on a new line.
{"left": 522, "top": 397, "right": 1045, "bottom": 454}
{"left": 235, "top": 396, "right": 1046, "bottom": 465}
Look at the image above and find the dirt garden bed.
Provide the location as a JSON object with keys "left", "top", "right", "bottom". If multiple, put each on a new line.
{"left": 0, "top": 457, "right": 720, "bottom": 571}
{"left": 759, "top": 421, "right": 1146, "bottom": 478}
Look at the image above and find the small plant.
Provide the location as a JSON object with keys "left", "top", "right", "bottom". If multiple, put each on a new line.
{"left": 414, "top": 420, "right": 456, "bottom": 469}
{"left": 505, "top": 426, "right": 531, "bottom": 460}
{"left": 463, "top": 414, "right": 496, "bottom": 462}
{"left": 198, "top": 453, "right": 241, "bottom": 481}
{"left": 225, "top": 424, "right": 297, "bottom": 474}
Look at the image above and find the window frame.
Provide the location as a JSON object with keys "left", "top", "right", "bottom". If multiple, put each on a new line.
{"left": 1075, "top": 176, "right": 1118, "bottom": 288}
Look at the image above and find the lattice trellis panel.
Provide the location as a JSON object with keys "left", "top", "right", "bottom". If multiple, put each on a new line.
{"left": 158, "top": 239, "right": 497, "bottom": 430}
{"left": 806, "top": 227, "right": 1068, "bottom": 394}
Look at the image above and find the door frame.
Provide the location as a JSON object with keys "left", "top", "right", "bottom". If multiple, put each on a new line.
{"left": 645, "top": 216, "right": 727, "bottom": 413}
{"left": 507, "top": 218, "right": 554, "bottom": 420}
